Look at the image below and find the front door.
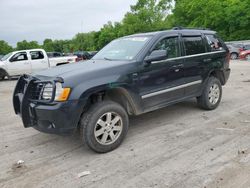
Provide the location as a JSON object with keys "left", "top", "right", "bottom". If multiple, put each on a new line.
{"left": 7, "top": 52, "right": 31, "bottom": 76}
{"left": 138, "top": 36, "right": 186, "bottom": 110}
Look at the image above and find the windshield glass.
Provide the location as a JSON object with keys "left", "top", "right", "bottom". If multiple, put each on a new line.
{"left": 93, "top": 36, "right": 151, "bottom": 61}
{"left": 1, "top": 52, "right": 13, "bottom": 61}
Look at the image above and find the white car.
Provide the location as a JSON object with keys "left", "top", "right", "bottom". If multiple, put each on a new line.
{"left": 0, "top": 49, "right": 77, "bottom": 79}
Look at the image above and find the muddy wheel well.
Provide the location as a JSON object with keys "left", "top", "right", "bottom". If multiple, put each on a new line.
{"left": 77, "top": 88, "right": 138, "bottom": 130}
{"left": 85, "top": 88, "right": 138, "bottom": 116}
{"left": 210, "top": 70, "right": 225, "bottom": 85}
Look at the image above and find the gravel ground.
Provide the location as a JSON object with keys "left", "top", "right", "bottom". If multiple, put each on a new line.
{"left": 0, "top": 60, "right": 250, "bottom": 188}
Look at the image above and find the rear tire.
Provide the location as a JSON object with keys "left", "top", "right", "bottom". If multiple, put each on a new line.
{"left": 246, "top": 54, "right": 250, "bottom": 61}
{"left": 230, "top": 53, "right": 238, "bottom": 60}
{"left": 80, "top": 101, "right": 129, "bottom": 153}
{"left": 197, "top": 77, "right": 222, "bottom": 110}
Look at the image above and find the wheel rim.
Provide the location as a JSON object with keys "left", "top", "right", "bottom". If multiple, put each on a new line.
{"left": 208, "top": 83, "right": 220, "bottom": 105}
{"left": 246, "top": 55, "right": 250, "bottom": 60}
{"left": 94, "top": 112, "right": 123, "bottom": 145}
{"left": 231, "top": 53, "right": 237, "bottom": 60}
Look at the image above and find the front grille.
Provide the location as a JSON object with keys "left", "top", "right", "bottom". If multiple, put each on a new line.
{"left": 29, "top": 81, "right": 55, "bottom": 102}
{"left": 30, "top": 83, "right": 45, "bottom": 100}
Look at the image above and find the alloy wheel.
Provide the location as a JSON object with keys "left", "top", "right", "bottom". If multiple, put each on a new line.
{"left": 94, "top": 112, "right": 123, "bottom": 145}
{"left": 208, "top": 83, "right": 220, "bottom": 105}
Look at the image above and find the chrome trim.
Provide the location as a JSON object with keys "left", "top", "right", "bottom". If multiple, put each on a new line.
{"left": 141, "top": 80, "right": 202, "bottom": 99}
{"left": 151, "top": 50, "right": 226, "bottom": 64}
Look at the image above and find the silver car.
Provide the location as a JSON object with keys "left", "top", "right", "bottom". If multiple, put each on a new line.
{"left": 227, "top": 44, "right": 241, "bottom": 60}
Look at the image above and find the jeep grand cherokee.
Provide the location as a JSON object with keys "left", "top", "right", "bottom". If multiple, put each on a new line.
{"left": 13, "top": 28, "right": 231, "bottom": 153}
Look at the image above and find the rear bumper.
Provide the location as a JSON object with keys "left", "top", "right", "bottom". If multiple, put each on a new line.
{"left": 13, "top": 75, "right": 86, "bottom": 135}
{"left": 223, "top": 68, "right": 231, "bottom": 84}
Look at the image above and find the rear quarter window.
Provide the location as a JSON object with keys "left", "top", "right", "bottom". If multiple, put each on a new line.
{"left": 205, "top": 34, "right": 226, "bottom": 51}
{"left": 183, "top": 36, "right": 206, "bottom": 55}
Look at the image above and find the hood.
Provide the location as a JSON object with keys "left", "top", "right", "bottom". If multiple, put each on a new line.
{"left": 34, "top": 59, "right": 134, "bottom": 81}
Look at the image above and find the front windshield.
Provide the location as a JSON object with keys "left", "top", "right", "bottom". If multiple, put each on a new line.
{"left": 1, "top": 52, "right": 13, "bottom": 61}
{"left": 93, "top": 36, "right": 151, "bottom": 61}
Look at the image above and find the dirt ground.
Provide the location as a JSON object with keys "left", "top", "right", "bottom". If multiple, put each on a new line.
{"left": 0, "top": 60, "right": 250, "bottom": 188}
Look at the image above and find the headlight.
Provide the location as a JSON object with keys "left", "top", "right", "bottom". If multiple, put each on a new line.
{"left": 42, "top": 83, "right": 53, "bottom": 100}
{"left": 42, "top": 82, "right": 71, "bottom": 101}
{"left": 54, "top": 82, "right": 71, "bottom": 101}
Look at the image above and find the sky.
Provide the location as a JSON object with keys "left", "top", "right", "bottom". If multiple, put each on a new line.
{"left": 0, "top": 0, "right": 137, "bottom": 46}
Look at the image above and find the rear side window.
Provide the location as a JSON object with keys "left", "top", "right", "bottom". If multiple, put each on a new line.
{"left": 30, "top": 51, "right": 44, "bottom": 60}
{"left": 205, "top": 34, "right": 224, "bottom": 51}
{"left": 183, "top": 36, "right": 206, "bottom": 55}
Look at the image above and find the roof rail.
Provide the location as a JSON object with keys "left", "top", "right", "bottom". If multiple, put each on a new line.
{"left": 172, "top": 26, "right": 210, "bottom": 30}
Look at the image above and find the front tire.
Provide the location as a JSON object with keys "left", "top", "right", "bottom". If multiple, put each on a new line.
{"left": 80, "top": 101, "right": 129, "bottom": 153}
{"left": 197, "top": 77, "right": 222, "bottom": 110}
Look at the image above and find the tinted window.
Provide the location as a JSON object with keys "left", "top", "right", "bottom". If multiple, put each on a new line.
{"left": 205, "top": 34, "right": 224, "bottom": 51}
{"left": 30, "top": 51, "right": 44, "bottom": 60}
{"left": 183, "top": 36, "right": 206, "bottom": 55}
{"left": 11, "top": 52, "right": 28, "bottom": 61}
{"left": 244, "top": 45, "right": 250, "bottom": 50}
{"left": 153, "top": 37, "right": 179, "bottom": 58}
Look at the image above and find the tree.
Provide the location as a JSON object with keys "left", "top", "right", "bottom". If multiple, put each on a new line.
{"left": 121, "top": 0, "right": 173, "bottom": 34}
{"left": 0, "top": 40, "right": 13, "bottom": 55}
{"left": 16, "top": 40, "right": 40, "bottom": 50}
{"left": 170, "top": 0, "right": 250, "bottom": 40}
{"left": 43, "top": 39, "right": 54, "bottom": 52}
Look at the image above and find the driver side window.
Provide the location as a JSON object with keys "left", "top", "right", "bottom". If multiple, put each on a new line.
{"left": 154, "top": 37, "right": 180, "bottom": 59}
{"left": 11, "top": 52, "right": 28, "bottom": 62}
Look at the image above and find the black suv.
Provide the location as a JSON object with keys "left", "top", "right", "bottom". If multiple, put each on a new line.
{"left": 13, "top": 28, "right": 230, "bottom": 153}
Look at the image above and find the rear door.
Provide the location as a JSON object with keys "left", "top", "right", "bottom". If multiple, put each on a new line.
{"left": 181, "top": 35, "right": 209, "bottom": 96}
{"left": 138, "top": 35, "right": 186, "bottom": 109}
{"left": 7, "top": 52, "right": 31, "bottom": 75}
{"left": 30, "top": 50, "right": 48, "bottom": 72}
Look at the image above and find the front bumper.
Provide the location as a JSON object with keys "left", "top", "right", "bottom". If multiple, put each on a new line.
{"left": 13, "top": 75, "right": 86, "bottom": 135}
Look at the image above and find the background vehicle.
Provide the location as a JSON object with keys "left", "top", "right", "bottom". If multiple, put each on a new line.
{"left": 243, "top": 44, "right": 250, "bottom": 51}
{"left": 13, "top": 29, "right": 230, "bottom": 153}
{"left": 88, "top": 51, "right": 98, "bottom": 58}
{"left": 47, "top": 52, "right": 63, "bottom": 58}
{"left": 227, "top": 44, "right": 242, "bottom": 59}
{"left": 73, "top": 51, "right": 91, "bottom": 61}
{"left": 0, "top": 49, "right": 77, "bottom": 79}
{"left": 239, "top": 50, "right": 250, "bottom": 60}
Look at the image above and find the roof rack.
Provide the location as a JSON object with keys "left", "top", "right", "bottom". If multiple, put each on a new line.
{"left": 172, "top": 26, "right": 210, "bottom": 30}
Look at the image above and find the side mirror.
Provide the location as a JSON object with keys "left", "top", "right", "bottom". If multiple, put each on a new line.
{"left": 144, "top": 50, "right": 167, "bottom": 64}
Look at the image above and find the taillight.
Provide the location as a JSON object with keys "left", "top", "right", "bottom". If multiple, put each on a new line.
{"left": 239, "top": 48, "right": 244, "bottom": 52}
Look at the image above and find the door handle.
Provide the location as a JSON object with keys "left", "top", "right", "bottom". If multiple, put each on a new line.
{"left": 132, "top": 73, "right": 139, "bottom": 81}
{"left": 24, "top": 62, "right": 29, "bottom": 64}
{"left": 174, "top": 69, "right": 180, "bottom": 72}
{"left": 203, "top": 58, "right": 212, "bottom": 63}
{"left": 172, "top": 64, "right": 184, "bottom": 68}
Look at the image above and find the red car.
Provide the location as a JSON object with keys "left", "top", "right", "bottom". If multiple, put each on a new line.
{"left": 239, "top": 50, "right": 250, "bottom": 60}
